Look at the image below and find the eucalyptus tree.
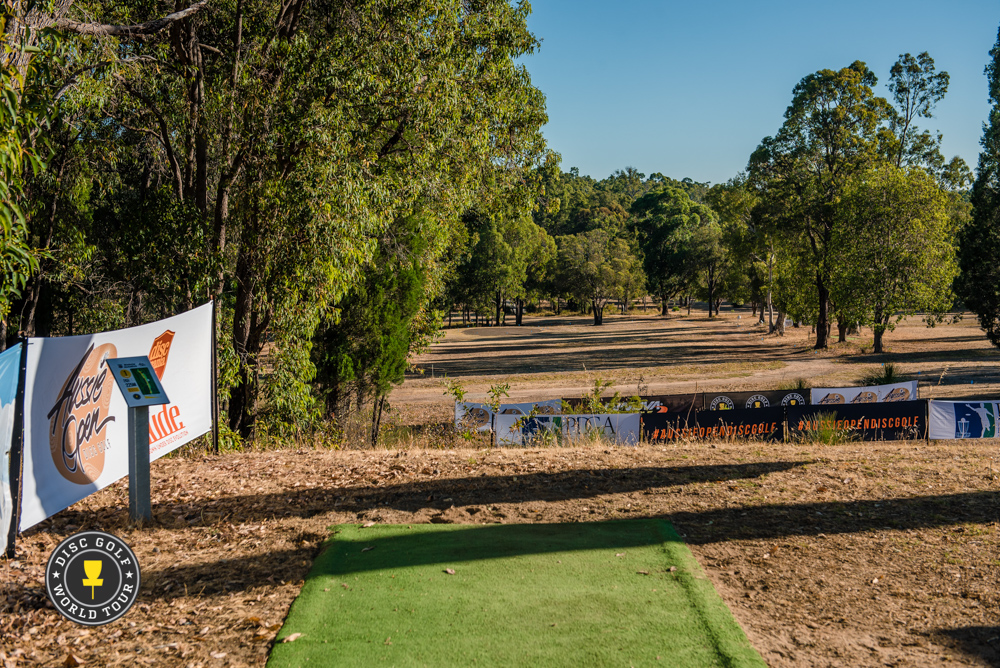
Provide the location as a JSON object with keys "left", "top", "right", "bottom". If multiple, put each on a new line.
{"left": 887, "top": 52, "right": 971, "bottom": 189}
{"left": 748, "top": 61, "right": 894, "bottom": 348}
{"left": 629, "top": 185, "right": 716, "bottom": 314}
{"left": 69, "top": 0, "right": 551, "bottom": 439}
{"left": 831, "top": 166, "right": 956, "bottom": 353}
{"left": 556, "top": 229, "right": 642, "bottom": 326}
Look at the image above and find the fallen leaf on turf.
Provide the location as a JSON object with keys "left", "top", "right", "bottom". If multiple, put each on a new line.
{"left": 637, "top": 570, "right": 649, "bottom": 575}
{"left": 615, "top": 553, "right": 625, "bottom": 557}
{"left": 281, "top": 633, "right": 302, "bottom": 643}
{"left": 362, "top": 521, "right": 376, "bottom": 528}
{"left": 362, "top": 546, "right": 375, "bottom": 552}
{"left": 62, "top": 654, "right": 84, "bottom": 667}
{"left": 341, "top": 583, "right": 350, "bottom": 589}
{"left": 669, "top": 566, "right": 677, "bottom": 572}
{"left": 444, "top": 568, "right": 455, "bottom": 575}
{"left": 384, "top": 637, "right": 392, "bottom": 645}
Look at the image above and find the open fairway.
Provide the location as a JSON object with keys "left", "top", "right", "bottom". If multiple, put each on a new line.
{"left": 269, "top": 521, "right": 765, "bottom": 667}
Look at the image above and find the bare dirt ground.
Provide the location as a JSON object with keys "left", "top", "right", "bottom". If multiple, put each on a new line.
{"left": 3, "top": 309, "right": 1000, "bottom": 668}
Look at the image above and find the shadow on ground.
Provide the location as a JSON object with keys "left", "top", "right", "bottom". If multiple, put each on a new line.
{"left": 935, "top": 626, "right": 1000, "bottom": 667}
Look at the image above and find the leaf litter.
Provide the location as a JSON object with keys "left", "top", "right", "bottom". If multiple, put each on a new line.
{"left": 1, "top": 442, "right": 998, "bottom": 667}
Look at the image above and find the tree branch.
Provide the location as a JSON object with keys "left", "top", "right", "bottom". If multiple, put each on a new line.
{"left": 35, "top": 1, "right": 209, "bottom": 37}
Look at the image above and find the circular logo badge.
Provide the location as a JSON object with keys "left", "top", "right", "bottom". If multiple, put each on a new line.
{"left": 709, "top": 396, "right": 734, "bottom": 410}
{"left": 745, "top": 394, "right": 770, "bottom": 409}
{"left": 850, "top": 391, "right": 878, "bottom": 404}
{"left": 781, "top": 393, "right": 805, "bottom": 406}
{"left": 46, "top": 531, "right": 141, "bottom": 626}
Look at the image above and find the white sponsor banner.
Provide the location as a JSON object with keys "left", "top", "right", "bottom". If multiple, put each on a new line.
{"left": 455, "top": 400, "right": 562, "bottom": 433}
{"left": 19, "top": 303, "right": 213, "bottom": 530}
{"left": 929, "top": 400, "right": 1000, "bottom": 440}
{"left": 455, "top": 402, "right": 493, "bottom": 433}
{"left": 0, "top": 345, "right": 22, "bottom": 555}
{"left": 495, "top": 413, "right": 640, "bottom": 446}
{"left": 811, "top": 381, "right": 917, "bottom": 406}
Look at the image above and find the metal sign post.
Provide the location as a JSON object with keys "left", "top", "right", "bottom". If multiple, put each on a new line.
{"left": 127, "top": 405, "right": 152, "bottom": 522}
{"left": 108, "top": 356, "right": 170, "bottom": 525}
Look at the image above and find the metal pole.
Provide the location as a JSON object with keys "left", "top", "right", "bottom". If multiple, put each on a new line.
{"left": 211, "top": 299, "right": 220, "bottom": 454}
{"left": 128, "top": 405, "right": 152, "bottom": 523}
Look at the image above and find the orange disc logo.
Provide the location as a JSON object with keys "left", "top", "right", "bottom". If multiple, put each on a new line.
{"left": 148, "top": 331, "right": 174, "bottom": 380}
{"left": 47, "top": 343, "right": 117, "bottom": 484}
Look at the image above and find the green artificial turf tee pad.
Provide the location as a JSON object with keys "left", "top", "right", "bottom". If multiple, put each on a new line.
{"left": 268, "top": 520, "right": 764, "bottom": 668}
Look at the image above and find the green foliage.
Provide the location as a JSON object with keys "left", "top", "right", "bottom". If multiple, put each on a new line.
{"left": 556, "top": 228, "right": 643, "bottom": 325}
{"left": 777, "top": 378, "right": 810, "bottom": 392}
{"left": 859, "top": 362, "right": 908, "bottom": 387}
{"left": 959, "top": 24, "right": 1000, "bottom": 349}
{"left": 630, "top": 186, "right": 717, "bottom": 309}
{"left": 830, "top": 165, "right": 957, "bottom": 352}
{"left": 798, "top": 412, "right": 858, "bottom": 446}
{"left": 313, "top": 216, "right": 430, "bottom": 421}
{"left": 487, "top": 382, "right": 511, "bottom": 413}
{"left": 441, "top": 377, "right": 467, "bottom": 404}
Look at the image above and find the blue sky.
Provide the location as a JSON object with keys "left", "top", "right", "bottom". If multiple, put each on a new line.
{"left": 522, "top": 1, "right": 1000, "bottom": 185}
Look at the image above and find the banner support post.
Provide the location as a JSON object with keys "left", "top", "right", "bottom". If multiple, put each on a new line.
{"left": 128, "top": 405, "right": 152, "bottom": 524}
{"left": 211, "top": 298, "right": 219, "bottom": 454}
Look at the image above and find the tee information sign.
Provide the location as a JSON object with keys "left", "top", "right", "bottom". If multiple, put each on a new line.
{"left": 108, "top": 356, "right": 170, "bottom": 408}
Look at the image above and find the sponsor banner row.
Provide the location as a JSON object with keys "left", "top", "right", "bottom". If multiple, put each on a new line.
{"left": 460, "top": 382, "right": 922, "bottom": 434}
{"left": 495, "top": 401, "right": 927, "bottom": 445}
{"left": 560, "top": 382, "right": 912, "bottom": 416}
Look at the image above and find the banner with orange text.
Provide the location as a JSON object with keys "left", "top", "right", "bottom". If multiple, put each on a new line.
{"left": 18, "top": 303, "right": 213, "bottom": 530}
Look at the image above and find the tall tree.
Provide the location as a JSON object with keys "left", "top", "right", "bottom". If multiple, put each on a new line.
{"left": 959, "top": 24, "right": 1000, "bottom": 347}
{"left": 556, "top": 229, "right": 642, "bottom": 325}
{"left": 749, "top": 61, "right": 894, "bottom": 348}
{"left": 887, "top": 52, "right": 972, "bottom": 189}
{"left": 630, "top": 186, "right": 716, "bottom": 314}
{"left": 831, "top": 166, "right": 957, "bottom": 353}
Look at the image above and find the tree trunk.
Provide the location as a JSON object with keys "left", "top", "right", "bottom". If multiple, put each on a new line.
{"left": 371, "top": 395, "right": 385, "bottom": 447}
{"left": 775, "top": 310, "right": 786, "bottom": 336}
{"left": 660, "top": 295, "right": 668, "bottom": 316}
{"left": 815, "top": 275, "right": 830, "bottom": 349}
{"left": 515, "top": 298, "right": 523, "bottom": 326}
{"left": 592, "top": 300, "right": 603, "bottom": 325}
{"left": 227, "top": 242, "right": 271, "bottom": 442}
{"left": 873, "top": 310, "right": 888, "bottom": 353}
{"left": 495, "top": 289, "right": 502, "bottom": 327}
{"left": 837, "top": 315, "right": 848, "bottom": 343}
{"left": 766, "top": 247, "right": 775, "bottom": 329}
